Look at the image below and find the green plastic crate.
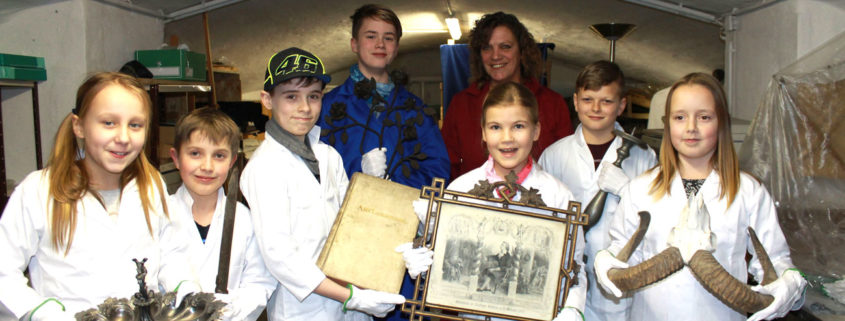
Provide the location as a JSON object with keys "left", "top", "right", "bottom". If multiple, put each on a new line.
{"left": 0, "top": 66, "right": 47, "bottom": 81}
{"left": 135, "top": 49, "right": 206, "bottom": 81}
{"left": 0, "top": 53, "right": 45, "bottom": 69}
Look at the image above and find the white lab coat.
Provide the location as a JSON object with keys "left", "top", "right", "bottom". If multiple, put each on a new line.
{"left": 448, "top": 163, "right": 587, "bottom": 319}
{"left": 240, "top": 126, "right": 370, "bottom": 321}
{"left": 607, "top": 169, "right": 798, "bottom": 321}
{"left": 538, "top": 123, "right": 656, "bottom": 321}
{"left": 0, "top": 169, "right": 196, "bottom": 319}
{"left": 169, "top": 185, "right": 275, "bottom": 320}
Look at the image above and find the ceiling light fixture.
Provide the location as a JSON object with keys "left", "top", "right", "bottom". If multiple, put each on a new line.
{"left": 590, "top": 23, "right": 636, "bottom": 62}
{"left": 445, "top": 17, "right": 462, "bottom": 40}
{"left": 444, "top": 0, "right": 461, "bottom": 41}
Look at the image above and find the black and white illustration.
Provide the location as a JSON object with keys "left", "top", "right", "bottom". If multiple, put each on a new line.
{"left": 426, "top": 201, "right": 566, "bottom": 320}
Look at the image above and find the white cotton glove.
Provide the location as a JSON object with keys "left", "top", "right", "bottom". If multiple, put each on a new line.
{"left": 552, "top": 307, "right": 584, "bottom": 321}
{"left": 747, "top": 269, "right": 808, "bottom": 321}
{"left": 361, "top": 147, "right": 388, "bottom": 177}
{"left": 594, "top": 250, "right": 628, "bottom": 298}
{"left": 345, "top": 285, "right": 406, "bottom": 317}
{"left": 28, "top": 300, "right": 75, "bottom": 321}
{"left": 175, "top": 281, "right": 202, "bottom": 307}
{"left": 395, "top": 242, "right": 434, "bottom": 279}
{"left": 213, "top": 293, "right": 239, "bottom": 321}
{"left": 597, "top": 162, "right": 629, "bottom": 196}
{"left": 412, "top": 199, "right": 430, "bottom": 223}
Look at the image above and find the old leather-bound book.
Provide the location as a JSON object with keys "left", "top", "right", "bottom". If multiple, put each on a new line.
{"left": 317, "top": 172, "right": 420, "bottom": 293}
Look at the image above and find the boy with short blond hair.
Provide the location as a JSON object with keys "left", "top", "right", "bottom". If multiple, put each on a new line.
{"left": 169, "top": 107, "right": 276, "bottom": 321}
{"left": 539, "top": 60, "right": 657, "bottom": 321}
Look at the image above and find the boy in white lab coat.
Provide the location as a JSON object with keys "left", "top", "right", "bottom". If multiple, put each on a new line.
{"left": 241, "top": 47, "right": 420, "bottom": 321}
{"left": 168, "top": 107, "right": 276, "bottom": 320}
{"left": 538, "top": 60, "right": 656, "bottom": 321}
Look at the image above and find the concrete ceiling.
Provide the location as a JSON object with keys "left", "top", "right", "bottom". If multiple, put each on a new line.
{"left": 162, "top": 0, "right": 756, "bottom": 95}
{"left": 2, "top": 0, "right": 779, "bottom": 93}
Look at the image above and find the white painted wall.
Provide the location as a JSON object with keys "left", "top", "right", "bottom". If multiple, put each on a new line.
{"left": 795, "top": 1, "right": 845, "bottom": 58}
{"left": 730, "top": 0, "right": 845, "bottom": 121}
{"left": 84, "top": 1, "right": 164, "bottom": 72}
{"left": 0, "top": 0, "right": 162, "bottom": 186}
{"left": 0, "top": 0, "right": 85, "bottom": 186}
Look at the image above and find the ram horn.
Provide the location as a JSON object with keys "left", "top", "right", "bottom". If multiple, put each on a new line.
{"left": 607, "top": 211, "right": 685, "bottom": 292}
{"left": 687, "top": 227, "right": 777, "bottom": 313}
{"left": 615, "top": 211, "right": 651, "bottom": 262}
{"left": 748, "top": 227, "right": 778, "bottom": 285}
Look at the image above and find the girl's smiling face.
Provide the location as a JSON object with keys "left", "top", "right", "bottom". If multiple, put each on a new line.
{"left": 482, "top": 103, "right": 540, "bottom": 178}
{"left": 72, "top": 84, "right": 147, "bottom": 189}
{"left": 668, "top": 84, "right": 719, "bottom": 171}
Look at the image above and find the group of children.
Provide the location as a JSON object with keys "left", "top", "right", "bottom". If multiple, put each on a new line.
{"left": 0, "top": 3, "right": 807, "bottom": 321}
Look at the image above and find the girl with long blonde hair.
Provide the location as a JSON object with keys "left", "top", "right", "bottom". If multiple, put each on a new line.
{"left": 0, "top": 72, "right": 198, "bottom": 320}
{"left": 595, "top": 73, "right": 806, "bottom": 321}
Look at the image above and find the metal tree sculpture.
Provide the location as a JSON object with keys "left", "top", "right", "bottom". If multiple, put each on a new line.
{"left": 321, "top": 70, "right": 438, "bottom": 179}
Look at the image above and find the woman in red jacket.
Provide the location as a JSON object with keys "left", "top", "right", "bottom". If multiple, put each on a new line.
{"left": 441, "top": 11, "right": 573, "bottom": 179}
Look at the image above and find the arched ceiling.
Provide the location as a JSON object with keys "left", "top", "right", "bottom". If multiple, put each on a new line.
{"left": 3, "top": 0, "right": 788, "bottom": 93}
{"left": 162, "top": 0, "right": 732, "bottom": 95}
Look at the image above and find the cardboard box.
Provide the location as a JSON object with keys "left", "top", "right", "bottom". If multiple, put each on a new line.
{"left": 162, "top": 95, "right": 189, "bottom": 124}
{"left": 0, "top": 66, "right": 46, "bottom": 81}
{"left": 159, "top": 125, "right": 175, "bottom": 150}
{"left": 214, "top": 71, "right": 241, "bottom": 101}
{"left": 135, "top": 49, "right": 206, "bottom": 81}
{"left": 0, "top": 53, "right": 45, "bottom": 69}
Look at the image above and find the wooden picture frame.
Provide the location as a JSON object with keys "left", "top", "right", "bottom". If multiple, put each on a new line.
{"left": 403, "top": 178, "right": 587, "bottom": 321}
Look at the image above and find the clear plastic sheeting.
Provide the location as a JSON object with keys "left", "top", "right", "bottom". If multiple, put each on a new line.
{"left": 738, "top": 31, "right": 845, "bottom": 280}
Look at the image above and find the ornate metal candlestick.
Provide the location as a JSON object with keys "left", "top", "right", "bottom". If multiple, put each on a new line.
{"left": 74, "top": 258, "right": 225, "bottom": 321}
{"left": 132, "top": 258, "right": 154, "bottom": 321}
{"left": 583, "top": 129, "right": 647, "bottom": 230}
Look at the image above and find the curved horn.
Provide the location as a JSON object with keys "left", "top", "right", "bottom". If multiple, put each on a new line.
{"left": 748, "top": 227, "right": 777, "bottom": 285}
{"left": 605, "top": 211, "right": 685, "bottom": 292}
{"left": 608, "top": 246, "right": 685, "bottom": 292}
{"left": 615, "top": 211, "right": 651, "bottom": 262}
{"left": 688, "top": 250, "right": 774, "bottom": 313}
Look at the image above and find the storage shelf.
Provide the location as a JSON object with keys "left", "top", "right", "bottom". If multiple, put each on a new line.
{"left": 143, "top": 79, "right": 212, "bottom": 169}
{"left": 137, "top": 78, "right": 210, "bottom": 93}
{"left": 0, "top": 80, "right": 42, "bottom": 210}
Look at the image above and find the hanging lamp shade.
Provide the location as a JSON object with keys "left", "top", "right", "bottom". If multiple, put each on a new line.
{"left": 590, "top": 23, "right": 636, "bottom": 40}
{"left": 589, "top": 23, "right": 636, "bottom": 62}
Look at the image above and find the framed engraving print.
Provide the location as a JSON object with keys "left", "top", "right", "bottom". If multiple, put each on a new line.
{"left": 403, "top": 178, "right": 587, "bottom": 321}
